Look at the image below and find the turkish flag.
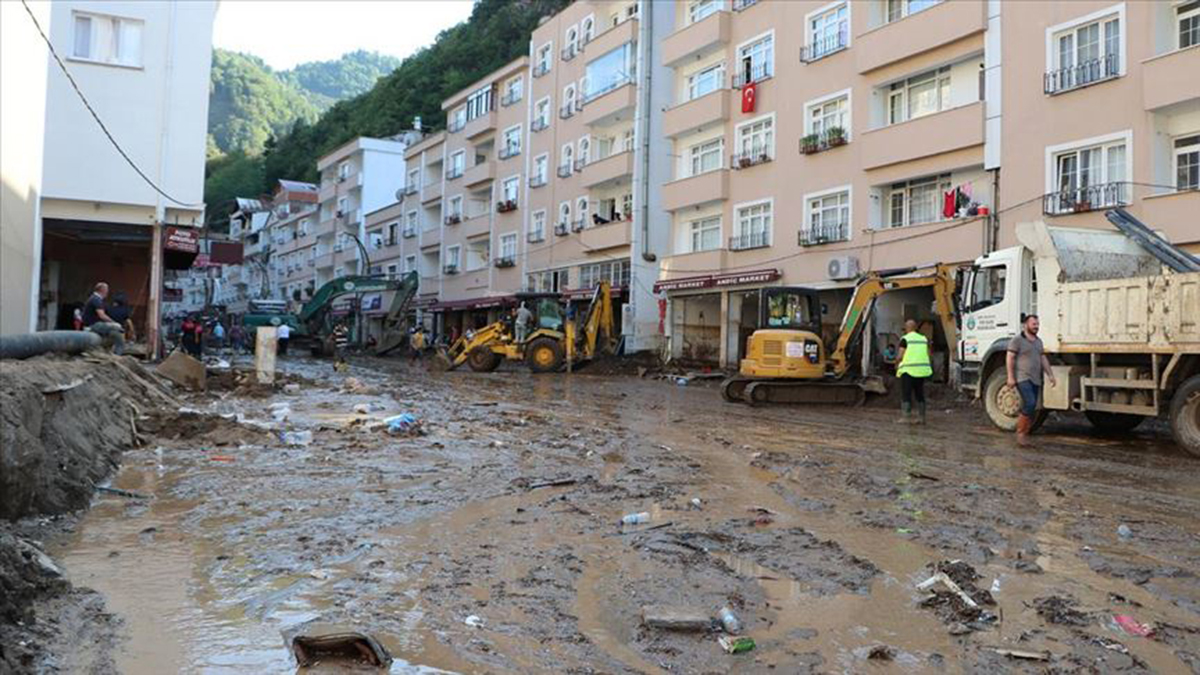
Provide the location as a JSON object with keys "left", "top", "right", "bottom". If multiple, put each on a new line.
{"left": 741, "top": 81, "right": 756, "bottom": 113}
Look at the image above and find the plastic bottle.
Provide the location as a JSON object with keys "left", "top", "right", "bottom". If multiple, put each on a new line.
{"left": 620, "top": 511, "right": 651, "bottom": 526}
{"left": 717, "top": 607, "right": 742, "bottom": 634}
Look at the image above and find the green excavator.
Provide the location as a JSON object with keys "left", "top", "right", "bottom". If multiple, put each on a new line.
{"left": 243, "top": 271, "right": 419, "bottom": 356}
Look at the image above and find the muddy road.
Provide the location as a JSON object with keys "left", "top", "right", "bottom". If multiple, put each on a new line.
{"left": 41, "top": 356, "right": 1200, "bottom": 673}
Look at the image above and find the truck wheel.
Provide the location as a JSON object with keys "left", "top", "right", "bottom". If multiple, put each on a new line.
{"left": 467, "top": 347, "right": 501, "bottom": 373}
{"left": 525, "top": 337, "right": 564, "bottom": 373}
{"left": 1170, "top": 375, "right": 1200, "bottom": 457}
{"left": 1084, "top": 411, "right": 1145, "bottom": 434}
{"left": 983, "top": 368, "right": 1048, "bottom": 433}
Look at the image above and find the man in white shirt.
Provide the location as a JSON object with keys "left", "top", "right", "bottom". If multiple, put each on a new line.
{"left": 277, "top": 322, "right": 291, "bottom": 355}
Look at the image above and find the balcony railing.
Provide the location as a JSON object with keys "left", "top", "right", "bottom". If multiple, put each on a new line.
{"left": 729, "top": 231, "right": 770, "bottom": 251}
{"left": 574, "top": 157, "right": 588, "bottom": 172}
{"left": 732, "top": 62, "right": 773, "bottom": 89}
{"left": 572, "top": 218, "right": 586, "bottom": 232}
{"left": 527, "top": 230, "right": 545, "bottom": 243}
{"left": 494, "top": 256, "right": 516, "bottom": 268}
{"left": 1044, "top": 53, "right": 1120, "bottom": 95}
{"left": 444, "top": 214, "right": 462, "bottom": 226}
{"left": 557, "top": 163, "right": 573, "bottom": 178}
{"left": 499, "top": 146, "right": 520, "bottom": 160}
{"left": 554, "top": 222, "right": 569, "bottom": 236}
{"left": 1042, "top": 182, "right": 1129, "bottom": 215}
{"left": 731, "top": 148, "right": 773, "bottom": 169}
{"left": 531, "top": 118, "right": 549, "bottom": 132}
{"left": 533, "top": 62, "right": 550, "bottom": 78}
{"left": 403, "top": 184, "right": 419, "bottom": 195}
{"left": 799, "top": 127, "right": 849, "bottom": 155}
{"left": 403, "top": 226, "right": 417, "bottom": 238}
{"left": 800, "top": 30, "right": 848, "bottom": 63}
{"left": 560, "top": 104, "right": 575, "bottom": 120}
{"left": 562, "top": 44, "right": 577, "bottom": 61}
{"left": 582, "top": 75, "right": 633, "bottom": 105}
{"left": 501, "top": 91, "right": 522, "bottom": 107}
{"left": 443, "top": 264, "right": 460, "bottom": 275}
{"left": 798, "top": 220, "right": 850, "bottom": 246}
{"left": 529, "top": 175, "right": 548, "bottom": 188}
{"left": 497, "top": 199, "right": 518, "bottom": 213}
{"left": 448, "top": 118, "right": 466, "bottom": 133}
{"left": 446, "top": 167, "right": 463, "bottom": 180}
{"left": 732, "top": 0, "right": 760, "bottom": 10}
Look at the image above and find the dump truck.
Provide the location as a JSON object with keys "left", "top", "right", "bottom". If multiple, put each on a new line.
{"left": 957, "top": 209, "right": 1200, "bottom": 455}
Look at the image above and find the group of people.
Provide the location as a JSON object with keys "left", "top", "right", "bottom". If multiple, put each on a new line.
{"left": 76, "top": 282, "right": 130, "bottom": 355}
{"left": 895, "top": 313, "right": 1053, "bottom": 446}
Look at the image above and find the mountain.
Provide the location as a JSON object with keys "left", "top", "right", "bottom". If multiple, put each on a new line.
{"left": 204, "top": 0, "right": 570, "bottom": 222}
{"left": 281, "top": 50, "right": 401, "bottom": 110}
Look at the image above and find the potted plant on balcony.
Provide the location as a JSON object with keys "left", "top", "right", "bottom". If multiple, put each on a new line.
{"left": 800, "top": 134, "right": 821, "bottom": 154}
{"left": 737, "top": 155, "right": 754, "bottom": 169}
{"left": 826, "top": 127, "right": 847, "bottom": 147}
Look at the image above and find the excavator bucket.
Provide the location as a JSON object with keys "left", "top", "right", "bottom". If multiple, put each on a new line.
{"left": 430, "top": 349, "right": 454, "bottom": 371}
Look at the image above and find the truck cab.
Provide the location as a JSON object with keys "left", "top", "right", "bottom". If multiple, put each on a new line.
{"left": 956, "top": 245, "right": 1033, "bottom": 397}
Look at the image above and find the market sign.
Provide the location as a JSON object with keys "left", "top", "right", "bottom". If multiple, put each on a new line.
{"left": 164, "top": 227, "right": 199, "bottom": 253}
{"left": 653, "top": 268, "right": 780, "bottom": 293}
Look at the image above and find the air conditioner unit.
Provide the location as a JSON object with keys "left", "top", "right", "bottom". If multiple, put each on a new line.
{"left": 827, "top": 256, "right": 861, "bottom": 280}
{"left": 333, "top": 243, "right": 344, "bottom": 252}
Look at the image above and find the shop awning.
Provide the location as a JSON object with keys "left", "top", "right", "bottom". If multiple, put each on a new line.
{"left": 561, "top": 285, "right": 627, "bottom": 301}
{"left": 653, "top": 268, "right": 780, "bottom": 293}
{"left": 429, "top": 294, "right": 516, "bottom": 312}
{"left": 163, "top": 226, "right": 199, "bottom": 270}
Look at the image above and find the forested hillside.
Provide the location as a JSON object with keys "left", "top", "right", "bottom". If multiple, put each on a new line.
{"left": 205, "top": 0, "right": 570, "bottom": 223}
{"left": 281, "top": 50, "right": 401, "bottom": 110}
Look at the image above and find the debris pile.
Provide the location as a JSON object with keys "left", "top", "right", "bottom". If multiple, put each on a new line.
{"left": 917, "top": 560, "right": 996, "bottom": 632}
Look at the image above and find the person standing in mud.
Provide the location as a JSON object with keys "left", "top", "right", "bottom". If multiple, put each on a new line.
{"left": 409, "top": 326, "right": 426, "bottom": 363}
{"left": 277, "top": 322, "right": 291, "bottom": 355}
{"left": 1006, "top": 314, "right": 1057, "bottom": 446}
{"left": 895, "top": 319, "right": 931, "bottom": 425}
{"left": 332, "top": 322, "right": 350, "bottom": 371}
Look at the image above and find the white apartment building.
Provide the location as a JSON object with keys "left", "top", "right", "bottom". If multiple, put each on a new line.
{"left": 35, "top": 0, "right": 217, "bottom": 354}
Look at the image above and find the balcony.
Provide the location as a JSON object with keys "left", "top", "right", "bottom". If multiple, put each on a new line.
{"left": 403, "top": 184, "right": 419, "bottom": 196}
{"left": 663, "top": 169, "right": 728, "bottom": 212}
{"left": 532, "top": 61, "right": 550, "bottom": 78}
{"left": 445, "top": 166, "right": 464, "bottom": 181}
{"left": 664, "top": 88, "right": 730, "bottom": 138}
{"left": 464, "top": 109, "right": 498, "bottom": 141}
{"left": 729, "top": 231, "right": 770, "bottom": 251}
{"left": 580, "top": 219, "right": 632, "bottom": 250}
{"left": 463, "top": 211, "right": 490, "bottom": 237}
{"left": 562, "top": 43, "right": 578, "bottom": 61}
{"left": 554, "top": 222, "right": 569, "bottom": 237}
{"left": 731, "top": 148, "right": 773, "bottom": 170}
{"left": 463, "top": 160, "right": 495, "bottom": 188}
{"left": 444, "top": 214, "right": 463, "bottom": 226}
{"left": 447, "top": 118, "right": 466, "bottom": 134}
{"left": 443, "top": 264, "right": 460, "bottom": 275}
{"left": 531, "top": 118, "right": 549, "bottom": 133}
{"left": 1042, "top": 182, "right": 1130, "bottom": 216}
{"left": 403, "top": 226, "right": 417, "bottom": 239}
{"left": 572, "top": 218, "right": 587, "bottom": 233}
{"left": 1142, "top": 46, "right": 1200, "bottom": 111}
{"left": 800, "top": 30, "right": 848, "bottom": 63}
{"left": 527, "top": 230, "right": 546, "bottom": 243}
{"left": 1044, "top": 54, "right": 1120, "bottom": 96}
{"left": 494, "top": 256, "right": 516, "bottom": 268}
{"left": 582, "top": 82, "right": 636, "bottom": 127}
{"left": 798, "top": 220, "right": 851, "bottom": 246}
{"left": 421, "top": 180, "right": 443, "bottom": 205}
{"left": 529, "top": 175, "right": 548, "bottom": 188}
{"left": 799, "top": 127, "right": 849, "bottom": 155}
{"left": 585, "top": 17, "right": 637, "bottom": 60}
{"left": 496, "top": 199, "right": 518, "bottom": 214}
{"left": 501, "top": 91, "right": 522, "bottom": 107}
{"left": 860, "top": 102, "right": 983, "bottom": 171}
{"left": 855, "top": 0, "right": 985, "bottom": 74}
{"left": 731, "top": 62, "right": 772, "bottom": 89}
{"left": 557, "top": 163, "right": 573, "bottom": 178}
{"left": 315, "top": 252, "right": 335, "bottom": 269}
{"left": 662, "top": 11, "right": 729, "bottom": 68}
{"left": 498, "top": 145, "right": 521, "bottom": 161}
{"left": 581, "top": 150, "right": 634, "bottom": 188}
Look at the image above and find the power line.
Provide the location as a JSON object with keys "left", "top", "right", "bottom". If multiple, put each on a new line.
{"left": 21, "top": 0, "right": 203, "bottom": 208}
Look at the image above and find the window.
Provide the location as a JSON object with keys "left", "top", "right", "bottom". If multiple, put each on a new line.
{"left": 576, "top": 197, "right": 589, "bottom": 228}
{"left": 560, "top": 144, "right": 574, "bottom": 175}
{"left": 689, "top": 0, "right": 721, "bottom": 25}
{"left": 585, "top": 44, "right": 634, "bottom": 101}
{"left": 622, "top": 192, "right": 633, "bottom": 217}
{"left": 448, "top": 195, "right": 464, "bottom": 219}
{"left": 566, "top": 26, "right": 579, "bottom": 54}
{"left": 503, "top": 77, "right": 523, "bottom": 106}
{"left": 407, "top": 168, "right": 420, "bottom": 192}
{"left": 71, "top": 12, "right": 143, "bottom": 67}
{"left": 735, "top": 116, "right": 774, "bottom": 163}
{"left": 1181, "top": 1, "right": 1200, "bottom": 49}
{"left": 466, "top": 85, "right": 494, "bottom": 121}
{"left": 534, "top": 98, "right": 551, "bottom": 130}
{"left": 298, "top": 218, "right": 310, "bottom": 237}
{"left": 580, "top": 261, "right": 631, "bottom": 289}
{"left": 338, "top": 162, "right": 350, "bottom": 180}
{"left": 530, "top": 210, "right": 547, "bottom": 241}
{"left": 533, "top": 155, "right": 549, "bottom": 186}
{"left": 558, "top": 202, "right": 572, "bottom": 227}
{"left": 689, "top": 138, "right": 723, "bottom": 176}
{"left": 448, "top": 108, "right": 466, "bottom": 132}
{"left": 887, "top": 174, "right": 951, "bottom": 227}
{"left": 404, "top": 255, "right": 417, "bottom": 274}
{"left": 1177, "top": 134, "right": 1200, "bottom": 191}
{"left": 803, "top": 190, "right": 850, "bottom": 244}
{"left": 336, "top": 197, "right": 348, "bottom": 216}
{"left": 502, "top": 177, "right": 520, "bottom": 204}
{"left": 966, "top": 265, "right": 1006, "bottom": 312}
{"left": 536, "top": 43, "right": 553, "bottom": 76}
{"left": 445, "top": 245, "right": 461, "bottom": 271}
{"left": 578, "top": 137, "right": 591, "bottom": 166}
{"left": 582, "top": 16, "right": 596, "bottom": 43}
{"left": 404, "top": 212, "right": 418, "bottom": 237}
{"left": 500, "top": 233, "right": 518, "bottom": 261}
{"left": 501, "top": 126, "right": 522, "bottom": 158}
{"left": 386, "top": 264, "right": 398, "bottom": 280}
{"left": 687, "top": 63, "right": 725, "bottom": 101}
{"left": 732, "top": 201, "right": 771, "bottom": 250}
{"left": 1049, "top": 139, "right": 1127, "bottom": 213}
{"left": 888, "top": 67, "right": 950, "bottom": 125}
{"left": 807, "top": 3, "right": 848, "bottom": 60}
{"left": 1048, "top": 13, "right": 1121, "bottom": 94}
{"left": 736, "top": 33, "right": 773, "bottom": 86}
{"left": 562, "top": 84, "right": 578, "bottom": 117}
{"left": 690, "top": 216, "right": 721, "bottom": 252}
{"left": 387, "top": 222, "right": 399, "bottom": 244}
{"left": 808, "top": 94, "right": 848, "bottom": 137}
{"left": 448, "top": 151, "right": 465, "bottom": 179}
{"left": 886, "top": 0, "right": 942, "bottom": 24}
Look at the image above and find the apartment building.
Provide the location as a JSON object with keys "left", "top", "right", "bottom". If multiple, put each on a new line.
{"left": 651, "top": 0, "right": 1198, "bottom": 368}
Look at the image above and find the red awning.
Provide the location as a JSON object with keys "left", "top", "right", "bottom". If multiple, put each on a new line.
{"left": 561, "top": 285, "right": 627, "bottom": 300}
{"left": 429, "top": 294, "right": 516, "bottom": 312}
{"left": 653, "top": 268, "right": 780, "bottom": 293}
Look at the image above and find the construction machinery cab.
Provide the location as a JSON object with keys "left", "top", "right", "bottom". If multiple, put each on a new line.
{"left": 513, "top": 292, "right": 565, "bottom": 332}
{"left": 760, "top": 287, "right": 822, "bottom": 332}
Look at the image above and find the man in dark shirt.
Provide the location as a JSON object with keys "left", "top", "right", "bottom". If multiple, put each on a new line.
{"left": 83, "top": 282, "right": 125, "bottom": 355}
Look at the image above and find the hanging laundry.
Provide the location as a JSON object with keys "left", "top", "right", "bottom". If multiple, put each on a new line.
{"left": 943, "top": 189, "right": 957, "bottom": 219}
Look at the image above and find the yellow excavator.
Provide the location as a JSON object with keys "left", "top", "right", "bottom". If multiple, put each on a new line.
{"left": 440, "top": 281, "right": 617, "bottom": 373}
{"left": 721, "top": 264, "right": 959, "bottom": 405}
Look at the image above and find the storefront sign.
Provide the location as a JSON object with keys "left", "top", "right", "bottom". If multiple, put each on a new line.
{"left": 361, "top": 293, "right": 383, "bottom": 313}
{"left": 162, "top": 287, "right": 183, "bottom": 302}
{"left": 654, "top": 269, "right": 780, "bottom": 293}
{"left": 164, "top": 227, "right": 199, "bottom": 253}
{"left": 209, "top": 241, "right": 244, "bottom": 265}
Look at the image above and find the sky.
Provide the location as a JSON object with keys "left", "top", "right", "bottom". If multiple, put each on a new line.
{"left": 213, "top": 0, "right": 476, "bottom": 70}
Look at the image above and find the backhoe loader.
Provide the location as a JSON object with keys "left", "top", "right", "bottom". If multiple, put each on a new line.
{"left": 721, "top": 264, "right": 958, "bottom": 405}
{"left": 440, "top": 281, "right": 617, "bottom": 373}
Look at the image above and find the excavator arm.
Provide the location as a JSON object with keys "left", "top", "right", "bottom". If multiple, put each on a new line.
{"left": 828, "top": 264, "right": 959, "bottom": 377}
{"left": 374, "top": 271, "right": 420, "bottom": 355}
{"left": 572, "top": 281, "right": 616, "bottom": 361}
{"left": 298, "top": 274, "right": 417, "bottom": 339}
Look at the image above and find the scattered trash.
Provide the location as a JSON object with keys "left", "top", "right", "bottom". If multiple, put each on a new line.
{"left": 895, "top": 527, "right": 913, "bottom": 535}
{"left": 528, "top": 478, "right": 578, "bottom": 490}
{"left": 269, "top": 403, "right": 291, "bottom": 422}
{"left": 41, "top": 375, "right": 93, "bottom": 394}
{"left": 384, "top": 413, "right": 422, "bottom": 436}
{"left": 690, "top": 497, "right": 703, "bottom": 509}
{"left": 464, "top": 615, "right": 484, "bottom": 628}
{"left": 717, "top": 636, "right": 755, "bottom": 654}
{"left": 674, "top": 377, "right": 689, "bottom": 386}
{"left": 608, "top": 521, "right": 673, "bottom": 536}
{"left": 280, "top": 430, "right": 313, "bottom": 447}
{"left": 641, "top": 606, "right": 710, "bottom": 632}
{"left": 341, "top": 377, "right": 369, "bottom": 393}
{"left": 1092, "top": 636, "right": 1129, "bottom": 654}
{"left": 991, "top": 648, "right": 1050, "bottom": 661}
{"left": 309, "top": 569, "right": 330, "bottom": 580}
{"left": 353, "top": 403, "right": 371, "bottom": 414}
{"left": 287, "top": 625, "right": 392, "bottom": 668}
{"left": 867, "top": 645, "right": 895, "bottom": 661}
{"left": 717, "top": 607, "right": 743, "bottom": 634}
{"left": 1117, "top": 524, "right": 1133, "bottom": 540}
{"left": 907, "top": 471, "right": 940, "bottom": 481}
{"left": 1112, "top": 615, "right": 1154, "bottom": 638}
{"left": 918, "top": 560, "right": 996, "bottom": 629}
{"left": 620, "top": 511, "right": 651, "bottom": 526}
{"left": 1032, "top": 595, "right": 1091, "bottom": 626}
{"left": 282, "top": 383, "right": 301, "bottom": 394}
{"left": 491, "top": 440, "right": 505, "bottom": 448}
{"left": 95, "top": 485, "right": 151, "bottom": 500}
{"left": 919, "top": 572, "right": 978, "bottom": 609}
{"left": 990, "top": 578, "right": 1002, "bottom": 594}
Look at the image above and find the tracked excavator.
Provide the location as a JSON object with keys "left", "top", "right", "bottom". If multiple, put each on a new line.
{"left": 441, "top": 281, "right": 617, "bottom": 373}
{"left": 721, "top": 264, "right": 958, "bottom": 405}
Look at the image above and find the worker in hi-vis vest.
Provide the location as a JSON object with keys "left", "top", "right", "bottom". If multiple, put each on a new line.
{"left": 895, "top": 319, "right": 933, "bottom": 425}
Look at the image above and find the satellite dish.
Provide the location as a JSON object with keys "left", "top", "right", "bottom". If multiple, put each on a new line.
{"left": 395, "top": 188, "right": 406, "bottom": 203}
